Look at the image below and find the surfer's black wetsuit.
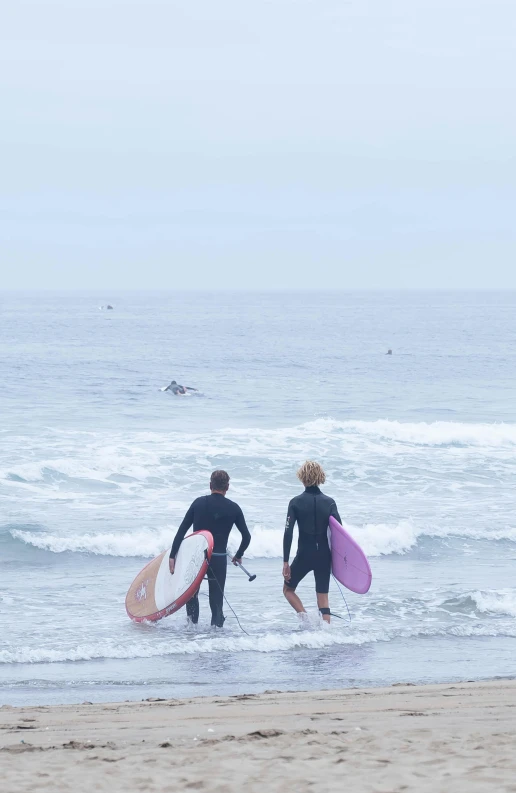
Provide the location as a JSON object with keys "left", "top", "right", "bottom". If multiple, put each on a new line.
{"left": 170, "top": 494, "right": 251, "bottom": 627}
{"left": 283, "top": 486, "right": 341, "bottom": 594}
{"left": 165, "top": 383, "right": 187, "bottom": 395}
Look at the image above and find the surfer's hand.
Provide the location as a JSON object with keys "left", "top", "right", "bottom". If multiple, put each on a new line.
{"left": 169, "top": 558, "right": 175, "bottom": 575}
{"left": 283, "top": 563, "right": 291, "bottom": 581}
{"left": 231, "top": 556, "right": 241, "bottom": 566}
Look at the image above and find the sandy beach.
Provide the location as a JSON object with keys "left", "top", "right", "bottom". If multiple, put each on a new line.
{"left": 1, "top": 679, "right": 516, "bottom": 792}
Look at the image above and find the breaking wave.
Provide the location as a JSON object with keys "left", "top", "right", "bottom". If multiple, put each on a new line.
{"left": 2, "top": 621, "right": 516, "bottom": 665}
{"left": 7, "top": 519, "right": 421, "bottom": 558}
{"left": 3, "top": 419, "right": 516, "bottom": 487}
{"left": 470, "top": 589, "right": 516, "bottom": 618}
{"left": 10, "top": 517, "right": 516, "bottom": 560}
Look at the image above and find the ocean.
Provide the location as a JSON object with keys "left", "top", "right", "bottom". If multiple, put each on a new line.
{"left": 1, "top": 290, "right": 516, "bottom": 706}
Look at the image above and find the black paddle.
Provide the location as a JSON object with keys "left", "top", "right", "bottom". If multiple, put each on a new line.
{"left": 227, "top": 554, "right": 257, "bottom": 582}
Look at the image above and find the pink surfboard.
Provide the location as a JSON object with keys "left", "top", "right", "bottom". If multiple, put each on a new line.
{"left": 329, "top": 516, "right": 372, "bottom": 594}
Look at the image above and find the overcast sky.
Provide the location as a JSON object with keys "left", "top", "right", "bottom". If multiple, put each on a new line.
{"left": 1, "top": 0, "right": 515, "bottom": 289}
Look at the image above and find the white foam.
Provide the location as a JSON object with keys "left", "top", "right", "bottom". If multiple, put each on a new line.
{"left": 345, "top": 519, "right": 419, "bottom": 557}
{"left": 0, "top": 630, "right": 379, "bottom": 664}
{"left": 4, "top": 419, "right": 516, "bottom": 487}
{"left": 230, "top": 519, "right": 420, "bottom": 559}
{"left": 11, "top": 525, "right": 285, "bottom": 559}
{"left": 3, "top": 620, "right": 516, "bottom": 665}
{"left": 10, "top": 528, "right": 174, "bottom": 557}
{"left": 341, "top": 419, "right": 516, "bottom": 448}
{"left": 12, "top": 514, "right": 516, "bottom": 559}
{"left": 11, "top": 518, "right": 420, "bottom": 559}
{"left": 228, "top": 526, "right": 282, "bottom": 559}
{"left": 216, "top": 417, "right": 516, "bottom": 451}
{"left": 471, "top": 589, "right": 516, "bottom": 618}
{"left": 4, "top": 418, "right": 516, "bottom": 560}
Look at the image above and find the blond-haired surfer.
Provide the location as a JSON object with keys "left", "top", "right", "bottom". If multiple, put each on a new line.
{"left": 283, "top": 461, "right": 341, "bottom": 624}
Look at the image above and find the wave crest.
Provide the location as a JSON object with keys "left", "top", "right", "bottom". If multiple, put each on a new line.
{"left": 3, "top": 620, "right": 516, "bottom": 665}
{"left": 10, "top": 517, "right": 516, "bottom": 559}
{"left": 10, "top": 519, "right": 419, "bottom": 559}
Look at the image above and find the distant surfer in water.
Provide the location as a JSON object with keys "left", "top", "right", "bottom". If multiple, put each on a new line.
{"left": 164, "top": 380, "right": 198, "bottom": 396}
{"left": 283, "top": 461, "right": 341, "bottom": 624}
{"left": 169, "top": 470, "right": 251, "bottom": 627}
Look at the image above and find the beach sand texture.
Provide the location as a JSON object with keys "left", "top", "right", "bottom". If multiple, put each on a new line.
{"left": 1, "top": 680, "right": 516, "bottom": 793}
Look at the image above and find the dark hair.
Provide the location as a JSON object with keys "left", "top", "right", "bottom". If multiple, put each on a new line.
{"left": 210, "top": 470, "right": 230, "bottom": 491}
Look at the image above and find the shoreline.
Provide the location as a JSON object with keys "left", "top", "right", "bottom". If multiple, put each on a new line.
{"left": 2, "top": 679, "right": 516, "bottom": 791}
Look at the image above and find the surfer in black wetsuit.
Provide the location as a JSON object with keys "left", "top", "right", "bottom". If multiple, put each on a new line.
{"left": 164, "top": 380, "right": 198, "bottom": 395}
{"left": 283, "top": 461, "right": 341, "bottom": 624}
{"left": 169, "top": 470, "right": 251, "bottom": 627}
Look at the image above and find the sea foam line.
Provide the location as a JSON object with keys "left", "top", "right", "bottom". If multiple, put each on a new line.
{"left": 2, "top": 622, "right": 516, "bottom": 665}
{"left": 9, "top": 519, "right": 420, "bottom": 559}
{"left": 3, "top": 418, "right": 516, "bottom": 487}
{"left": 10, "top": 517, "right": 516, "bottom": 560}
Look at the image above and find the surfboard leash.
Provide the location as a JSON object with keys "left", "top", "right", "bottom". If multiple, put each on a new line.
{"left": 331, "top": 574, "right": 352, "bottom": 624}
{"left": 207, "top": 560, "right": 250, "bottom": 636}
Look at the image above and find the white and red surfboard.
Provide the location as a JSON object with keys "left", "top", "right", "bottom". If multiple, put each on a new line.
{"left": 125, "top": 530, "right": 214, "bottom": 622}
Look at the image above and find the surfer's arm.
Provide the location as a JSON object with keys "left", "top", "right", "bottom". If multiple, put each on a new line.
{"left": 330, "top": 501, "right": 341, "bottom": 524}
{"left": 170, "top": 503, "right": 195, "bottom": 558}
{"left": 233, "top": 507, "right": 251, "bottom": 559}
{"left": 283, "top": 502, "right": 296, "bottom": 563}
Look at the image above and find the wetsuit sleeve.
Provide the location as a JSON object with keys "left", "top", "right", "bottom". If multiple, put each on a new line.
{"left": 330, "top": 501, "right": 341, "bottom": 524}
{"left": 170, "top": 502, "right": 195, "bottom": 558}
{"left": 233, "top": 506, "right": 251, "bottom": 558}
{"left": 283, "top": 501, "right": 296, "bottom": 563}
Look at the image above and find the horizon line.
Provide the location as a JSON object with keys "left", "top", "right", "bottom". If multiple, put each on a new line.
{"left": 2, "top": 287, "right": 516, "bottom": 294}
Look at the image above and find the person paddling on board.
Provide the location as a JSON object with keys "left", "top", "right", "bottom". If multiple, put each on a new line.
{"left": 164, "top": 380, "right": 198, "bottom": 395}
{"left": 169, "top": 470, "right": 251, "bottom": 627}
{"left": 283, "top": 461, "right": 341, "bottom": 625}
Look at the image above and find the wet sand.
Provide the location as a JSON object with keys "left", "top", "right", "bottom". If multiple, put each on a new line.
{"left": 1, "top": 679, "right": 516, "bottom": 792}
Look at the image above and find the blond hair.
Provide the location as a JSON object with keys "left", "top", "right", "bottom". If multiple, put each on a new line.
{"left": 297, "top": 460, "right": 326, "bottom": 488}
